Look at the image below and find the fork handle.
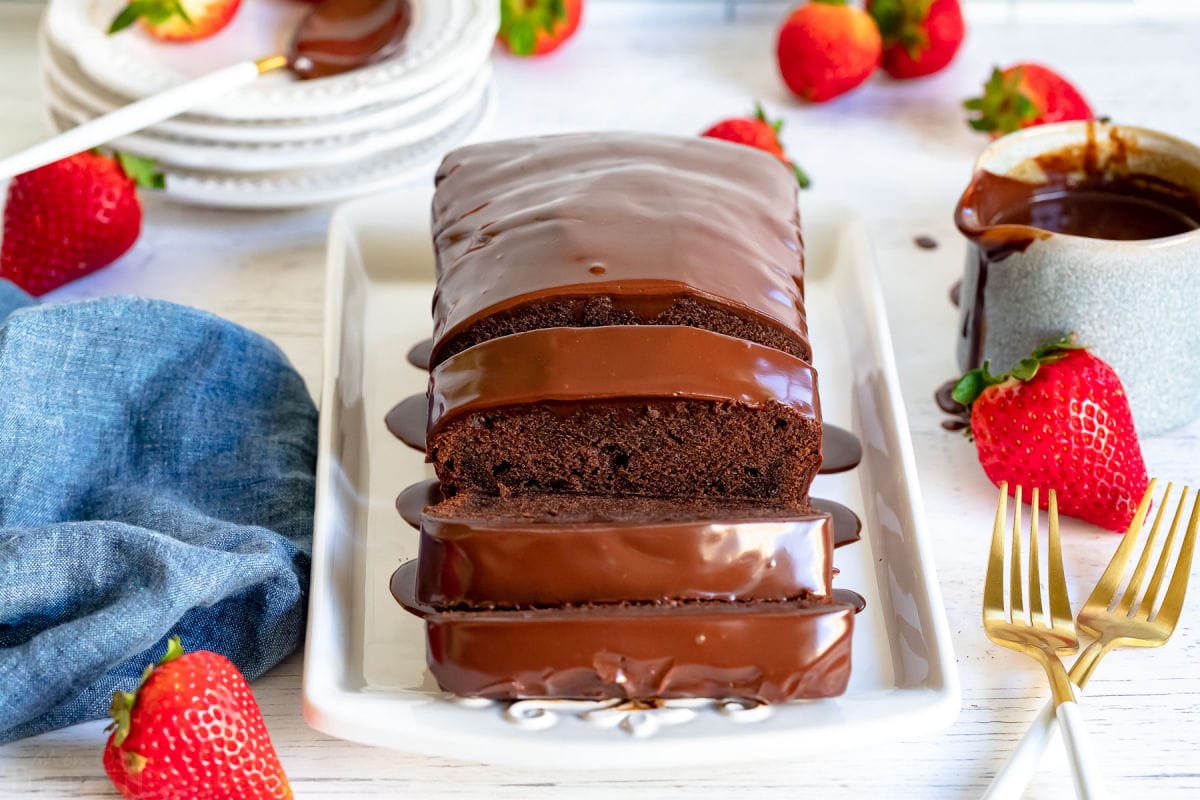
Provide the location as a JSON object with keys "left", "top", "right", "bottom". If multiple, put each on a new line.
{"left": 980, "top": 699, "right": 1058, "bottom": 800}
{"left": 1056, "top": 700, "right": 1108, "bottom": 800}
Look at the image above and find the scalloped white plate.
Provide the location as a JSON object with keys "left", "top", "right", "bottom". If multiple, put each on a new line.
{"left": 44, "top": 65, "right": 493, "bottom": 173}
{"left": 303, "top": 191, "right": 961, "bottom": 768}
{"left": 44, "top": 0, "right": 497, "bottom": 120}
{"left": 46, "top": 83, "right": 496, "bottom": 208}
{"left": 37, "top": 19, "right": 494, "bottom": 144}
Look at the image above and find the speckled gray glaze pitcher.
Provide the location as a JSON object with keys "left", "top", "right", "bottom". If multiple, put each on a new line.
{"left": 954, "top": 121, "right": 1200, "bottom": 435}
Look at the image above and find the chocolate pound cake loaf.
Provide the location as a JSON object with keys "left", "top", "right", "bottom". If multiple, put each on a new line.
{"left": 429, "top": 133, "right": 808, "bottom": 366}
{"left": 426, "top": 325, "right": 823, "bottom": 505}
{"left": 389, "top": 131, "right": 862, "bottom": 706}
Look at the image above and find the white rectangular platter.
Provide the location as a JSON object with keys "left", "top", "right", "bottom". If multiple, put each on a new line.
{"left": 303, "top": 187, "right": 960, "bottom": 769}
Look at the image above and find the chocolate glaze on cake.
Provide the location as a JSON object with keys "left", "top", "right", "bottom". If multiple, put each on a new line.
{"left": 418, "top": 493, "right": 833, "bottom": 608}
{"left": 397, "top": 479, "right": 865, "bottom": 549}
{"left": 392, "top": 561, "right": 854, "bottom": 702}
{"left": 429, "top": 133, "right": 808, "bottom": 366}
{"left": 427, "top": 326, "right": 822, "bottom": 504}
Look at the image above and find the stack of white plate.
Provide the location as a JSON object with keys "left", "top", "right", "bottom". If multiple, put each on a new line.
{"left": 37, "top": 0, "right": 498, "bottom": 209}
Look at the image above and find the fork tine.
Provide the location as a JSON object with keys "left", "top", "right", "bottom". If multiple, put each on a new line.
{"left": 1084, "top": 479, "right": 1158, "bottom": 608}
{"left": 986, "top": 482, "right": 1008, "bottom": 616}
{"left": 1117, "top": 482, "right": 1174, "bottom": 615}
{"left": 1047, "top": 489, "right": 1073, "bottom": 627}
{"left": 1011, "top": 485, "right": 1025, "bottom": 624}
{"left": 1132, "top": 485, "right": 1183, "bottom": 618}
{"left": 1149, "top": 489, "right": 1200, "bottom": 627}
{"left": 1029, "top": 488, "right": 1044, "bottom": 626}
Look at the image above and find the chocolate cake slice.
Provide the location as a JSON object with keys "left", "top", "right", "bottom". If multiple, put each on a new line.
{"left": 393, "top": 562, "right": 854, "bottom": 703}
{"left": 427, "top": 325, "right": 823, "bottom": 505}
{"left": 418, "top": 492, "right": 834, "bottom": 609}
{"left": 429, "top": 133, "right": 808, "bottom": 366}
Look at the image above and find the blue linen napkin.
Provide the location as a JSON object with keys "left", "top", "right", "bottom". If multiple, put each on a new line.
{"left": 0, "top": 280, "right": 317, "bottom": 744}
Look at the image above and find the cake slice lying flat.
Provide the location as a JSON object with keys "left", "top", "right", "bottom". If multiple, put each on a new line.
{"left": 418, "top": 492, "right": 834, "bottom": 609}
{"left": 426, "top": 325, "right": 823, "bottom": 505}
{"left": 430, "top": 133, "right": 808, "bottom": 366}
{"left": 393, "top": 562, "right": 854, "bottom": 703}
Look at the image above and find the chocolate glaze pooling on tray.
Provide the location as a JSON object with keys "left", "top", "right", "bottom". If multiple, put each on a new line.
{"left": 429, "top": 133, "right": 809, "bottom": 367}
{"left": 406, "top": 338, "right": 434, "bottom": 371}
{"left": 384, "top": 394, "right": 427, "bottom": 452}
{"left": 391, "top": 560, "right": 855, "bottom": 703}
{"left": 819, "top": 424, "right": 862, "bottom": 473}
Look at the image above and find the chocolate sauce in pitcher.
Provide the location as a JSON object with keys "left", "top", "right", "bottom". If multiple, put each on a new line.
{"left": 953, "top": 125, "right": 1200, "bottom": 375}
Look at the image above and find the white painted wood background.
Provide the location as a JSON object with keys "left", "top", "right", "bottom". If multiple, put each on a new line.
{"left": 1, "top": 2, "right": 1199, "bottom": 797}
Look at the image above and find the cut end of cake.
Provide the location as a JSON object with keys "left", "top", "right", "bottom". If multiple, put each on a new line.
{"left": 430, "top": 399, "right": 822, "bottom": 506}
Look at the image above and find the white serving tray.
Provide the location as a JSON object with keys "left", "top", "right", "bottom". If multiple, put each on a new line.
{"left": 303, "top": 187, "right": 960, "bottom": 769}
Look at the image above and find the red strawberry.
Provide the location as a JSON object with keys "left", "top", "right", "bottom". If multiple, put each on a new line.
{"left": 109, "top": 0, "right": 241, "bottom": 43}
{"left": 103, "top": 637, "right": 292, "bottom": 800}
{"left": 776, "top": 0, "right": 882, "bottom": 103}
{"left": 1, "top": 151, "right": 160, "bottom": 296}
{"left": 867, "top": 0, "right": 965, "bottom": 80}
{"left": 498, "top": 0, "right": 583, "bottom": 57}
{"left": 702, "top": 103, "right": 812, "bottom": 188}
{"left": 964, "top": 63, "right": 1093, "bottom": 136}
{"left": 952, "top": 337, "right": 1149, "bottom": 532}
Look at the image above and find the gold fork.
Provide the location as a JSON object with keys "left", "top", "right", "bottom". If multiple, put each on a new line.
{"left": 984, "top": 480, "right": 1200, "bottom": 799}
{"left": 983, "top": 484, "right": 1105, "bottom": 799}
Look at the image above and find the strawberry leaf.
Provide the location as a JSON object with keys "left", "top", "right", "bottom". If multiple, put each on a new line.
{"left": 108, "top": 0, "right": 191, "bottom": 33}
{"left": 869, "top": 0, "right": 933, "bottom": 54}
{"left": 105, "top": 636, "right": 184, "bottom": 746}
{"left": 499, "top": 0, "right": 566, "bottom": 56}
{"left": 792, "top": 161, "right": 812, "bottom": 189}
{"left": 964, "top": 66, "right": 1039, "bottom": 135}
{"left": 108, "top": 4, "right": 143, "bottom": 34}
{"left": 116, "top": 152, "right": 165, "bottom": 190}
{"left": 754, "top": 101, "right": 784, "bottom": 135}
{"left": 952, "top": 364, "right": 999, "bottom": 407}
{"left": 952, "top": 335, "right": 1083, "bottom": 409}
{"left": 106, "top": 691, "right": 137, "bottom": 746}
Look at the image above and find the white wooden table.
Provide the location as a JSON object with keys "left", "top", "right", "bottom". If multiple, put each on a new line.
{"left": 2, "top": 3, "right": 1199, "bottom": 797}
